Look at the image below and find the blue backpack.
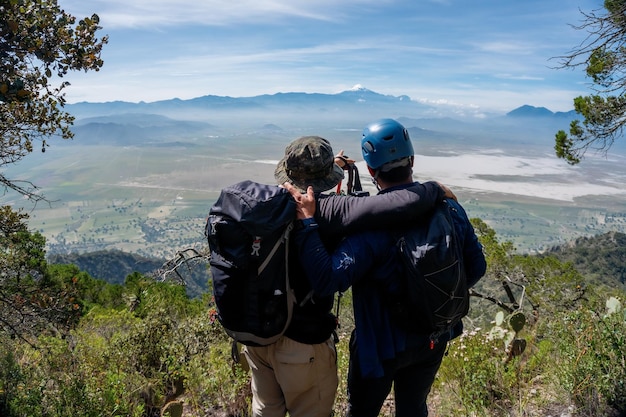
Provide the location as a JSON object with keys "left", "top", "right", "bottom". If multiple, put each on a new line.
{"left": 392, "top": 200, "right": 468, "bottom": 345}
{"left": 205, "top": 180, "right": 296, "bottom": 346}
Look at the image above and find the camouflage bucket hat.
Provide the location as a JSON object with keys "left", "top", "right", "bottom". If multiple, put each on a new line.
{"left": 274, "top": 136, "right": 344, "bottom": 193}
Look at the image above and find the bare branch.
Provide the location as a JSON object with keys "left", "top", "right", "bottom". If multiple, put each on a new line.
{"left": 470, "top": 289, "right": 516, "bottom": 314}
{"left": 152, "top": 247, "right": 210, "bottom": 285}
{"left": 0, "top": 174, "right": 49, "bottom": 203}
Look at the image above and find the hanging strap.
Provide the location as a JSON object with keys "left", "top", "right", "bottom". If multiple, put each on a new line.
{"left": 258, "top": 222, "right": 294, "bottom": 275}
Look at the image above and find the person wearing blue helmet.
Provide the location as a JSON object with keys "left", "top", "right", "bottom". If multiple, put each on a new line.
{"left": 360, "top": 118, "right": 415, "bottom": 187}
{"left": 285, "top": 118, "right": 487, "bottom": 417}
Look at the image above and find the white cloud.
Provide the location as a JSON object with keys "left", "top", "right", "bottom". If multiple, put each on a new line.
{"left": 494, "top": 74, "right": 545, "bottom": 81}
{"left": 477, "top": 40, "right": 536, "bottom": 55}
{"left": 64, "top": 0, "right": 387, "bottom": 28}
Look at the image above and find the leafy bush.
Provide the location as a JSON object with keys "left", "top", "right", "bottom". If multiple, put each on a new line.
{"left": 0, "top": 275, "right": 250, "bottom": 417}
{"left": 551, "top": 297, "right": 626, "bottom": 416}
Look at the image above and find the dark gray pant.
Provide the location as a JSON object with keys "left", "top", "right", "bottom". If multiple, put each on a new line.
{"left": 345, "top": 332, "right": 447, "bottom": 417}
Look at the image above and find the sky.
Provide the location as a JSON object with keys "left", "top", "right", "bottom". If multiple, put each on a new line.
{"left": 59, "top": 0, "right": 605, "bottom": 114}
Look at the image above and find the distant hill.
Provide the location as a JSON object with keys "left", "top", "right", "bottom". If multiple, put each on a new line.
{"left": 69, "top": 113, "right": 217, "bottom": 145}
{"left": 506, "top": 105, "right": 577, "bottom": 119}
{"left": 545, "top": 231, "right": 626, "bottom": 290}
{"left": 48, "top": 249, "right": 209, "bottom": 298}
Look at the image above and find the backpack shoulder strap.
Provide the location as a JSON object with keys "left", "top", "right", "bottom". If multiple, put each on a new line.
{"left": 258, "top": 221, "right": 294, "bottom": 274}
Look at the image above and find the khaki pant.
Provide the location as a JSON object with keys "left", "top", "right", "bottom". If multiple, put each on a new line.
{"left": 243, "top": 336, "right": 338, "bottom": 417}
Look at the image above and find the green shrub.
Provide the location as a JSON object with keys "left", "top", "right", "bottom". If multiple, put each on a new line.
{"left": 437, "top": 328, "right": 508, "bottom": 415}
{"left": 0, "top": 338, "right": 43, "bottom": 417}
{"left": 551, "top": 297, "right": 626, "bottom": 416}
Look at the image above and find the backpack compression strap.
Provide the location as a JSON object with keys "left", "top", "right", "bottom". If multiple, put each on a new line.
{"left": 258, "top": 221, "right": 296, "bottom": 341}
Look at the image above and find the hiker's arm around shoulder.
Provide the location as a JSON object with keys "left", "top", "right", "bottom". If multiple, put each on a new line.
{"left": 437, "top": 182, "right": 457, "bottom": 201}
{"left": 315, "top": 180, "right": 454, "bottom": 238}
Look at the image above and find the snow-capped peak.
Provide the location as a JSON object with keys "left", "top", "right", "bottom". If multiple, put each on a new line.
{"left": 349, "top": 84, "right": 368, "bottom": 91}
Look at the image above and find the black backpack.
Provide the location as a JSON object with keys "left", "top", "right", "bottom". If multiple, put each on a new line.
{"left": 205, "top": 180, "right": 296, "bottom": 346}
{"left": 391, "top": 199, "right": 468, "bottom": 344}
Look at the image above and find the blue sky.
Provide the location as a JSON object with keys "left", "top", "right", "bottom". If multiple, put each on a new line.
{"left": 60, "top": 0, "right": 603, "bottom": 114}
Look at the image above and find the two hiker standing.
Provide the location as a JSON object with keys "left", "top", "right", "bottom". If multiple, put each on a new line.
{"left": 207, "top": 119, "right": 486, "bottom": 416}
{"left": 287, "top": 119, "right": 487, "bottom": 416}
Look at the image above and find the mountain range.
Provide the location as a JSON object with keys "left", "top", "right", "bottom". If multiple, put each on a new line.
{"left": 66, "top": 86, "right": 577, "bottom": 125}
{"left": 64, "top": 86, "right": 582, "bottom": 151}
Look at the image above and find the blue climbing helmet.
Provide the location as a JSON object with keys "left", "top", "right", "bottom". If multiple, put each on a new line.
{"left": 361, "top": 118, "right": 414, "bottom": 170}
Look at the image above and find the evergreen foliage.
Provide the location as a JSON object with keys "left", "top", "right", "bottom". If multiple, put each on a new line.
{"left": 0, "top": 0, "right": 107, "bottom": 199}
{"left": 555, "top": 0, "right": 626, "bottom": 164}
{"left": 0, "top": 206, "right": 81, "bottom": 341}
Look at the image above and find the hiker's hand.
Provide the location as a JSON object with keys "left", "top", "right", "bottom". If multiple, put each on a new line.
{"left": 282, "top": 182, "right": 302, "bottom": 199}
{"left": 438, "top": 182, "right": 457, "bottom": 201}
{"left": 334, "top": 150, "right": 355, "bottom": 170}
{"left": 284, "top": 183, "right": 316, "bottom": 219}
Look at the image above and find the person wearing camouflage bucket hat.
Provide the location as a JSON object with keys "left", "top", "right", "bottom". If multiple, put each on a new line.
{"left": 243, "top": 135, "right": 344, "bottom": 417}
{"left": 274, "top": 136, "right": 344, "bottom": 193}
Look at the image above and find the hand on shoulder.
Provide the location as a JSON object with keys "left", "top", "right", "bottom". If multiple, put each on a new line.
{"left": 283, "top": 182, "right": 316, "bottom": 219}
{"left": 437, "top": 182, "right": 457, "bottom": 201}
